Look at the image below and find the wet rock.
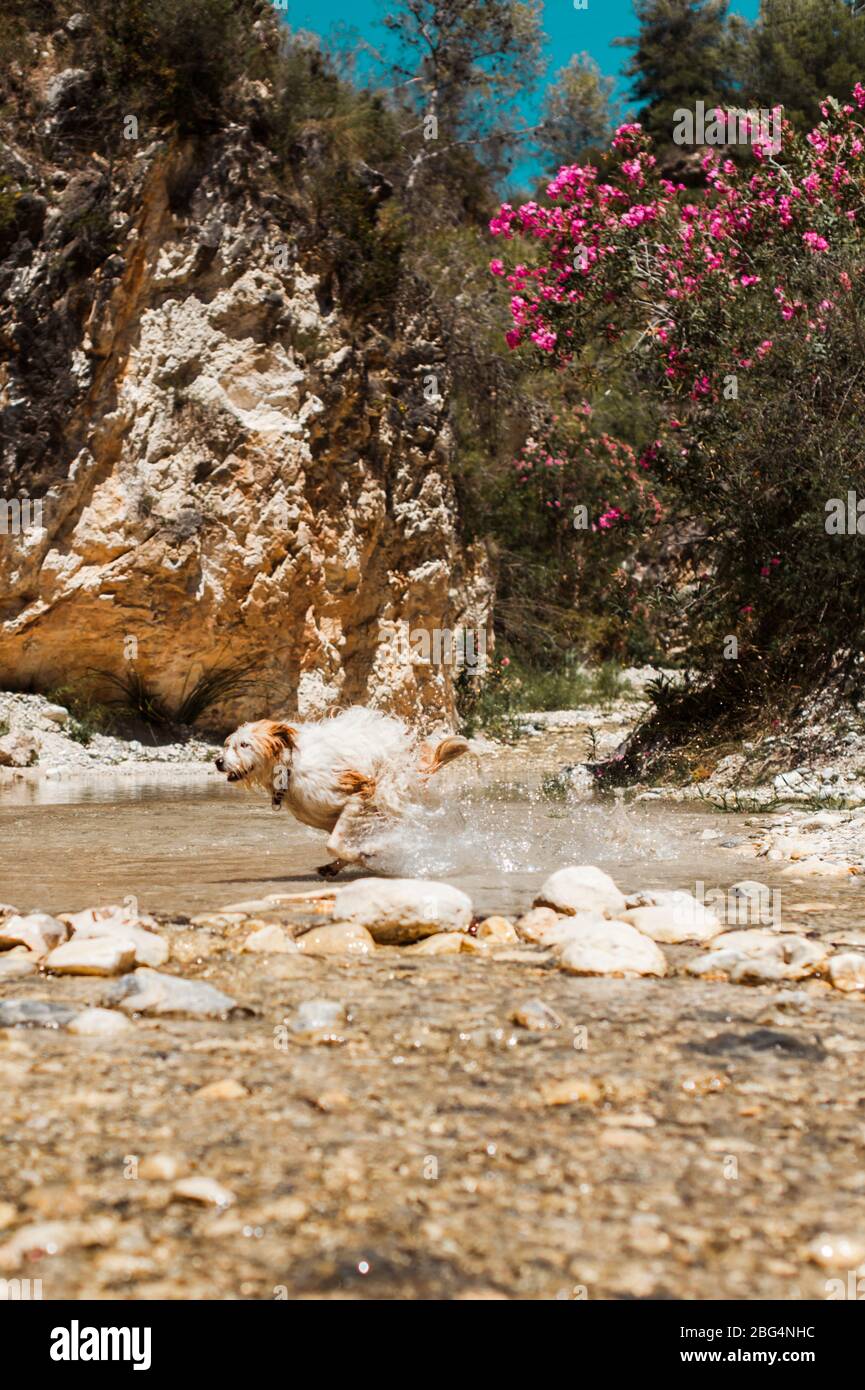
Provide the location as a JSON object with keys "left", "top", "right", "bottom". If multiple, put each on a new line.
{"left": 286, "top": 999, "right": 347, "bottom": 1041}
{"left": 477, "top": 917, "right": 518, "bottom": 943}
{"left": 242, "top": 924, "right": 298, "bottom": 954}
{"left": 525, "top": 912, "right": 607, "bottom": 950}
{"left": 173, "top": 1177, "right": 235, "bottom": 1208}
{"left": 0, "top": 911, "right": 68, "bottom": 957}
{"left": 0, "top": 999, "right": 79, "bottom": 1029}
{"left": 511, "top": 998, "right": 563, "bottom": 1031}
{"left": 45, "top": 937, "right": 136, "bottom": 976}
{"left": 298, "top": 922, "right": 375, "bottom": 957}
{"left": 0, "top": 952, "right": 37, "bottom": 980}
{"left": 67, "top": 1007, "right": 133, "bottom": 1037}
{"left": 689, "top": 933, "right": 827, "bottom": 983}
{"left": 405, "top": 932, "right": 465, "bottom": 956}
{"left": 0, "top": 1217, "right": 116, "bottom": 1271}
{"left": 827, "top": 953, "right": 865, "bottom": 993}
{"left": 621, "top": 891, "right": 721, "bottom": 943}
{"left": 556, "top": 920, "right": 667, "bottom": 978}
{"left": 535, "top": 865, "right": 626, "bottom": 918}
{"left": 102, "top": 968, "right": 238, "bottom": 1018}
{"left": 332, "top": 877, "right": 472, "bottom": 944}
{"left": 515, "top": 906, "right": 561, "bottom": 944}
{"left": 62, "top": 904, "right": 169, "bottom": 967}
{"left": 688, "top": 1028, "right": 827, "bottom": 1061}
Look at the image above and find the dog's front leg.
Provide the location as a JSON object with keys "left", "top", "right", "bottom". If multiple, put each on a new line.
{"left": 316, "top": 794, "right": 375, "bottom": 877}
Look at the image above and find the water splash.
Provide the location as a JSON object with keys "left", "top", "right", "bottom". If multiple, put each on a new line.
{"left": 370, "top": 782, "right": 685, "bottom": 878}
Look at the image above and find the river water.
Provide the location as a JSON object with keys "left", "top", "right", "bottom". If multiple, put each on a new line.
{"left": 1, "top": 762, "right": 767, "bottom": 919}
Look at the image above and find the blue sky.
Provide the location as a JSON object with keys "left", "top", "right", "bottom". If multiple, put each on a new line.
{"left": 285, "top": 0, "right": 761, "bottom": 93}
{"left": 283, "top": 0, "right": 761, "bottom": 183}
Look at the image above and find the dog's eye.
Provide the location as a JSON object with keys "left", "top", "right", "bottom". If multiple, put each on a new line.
{"left": 240, "top": 741, "right": 250, "bottom": 749}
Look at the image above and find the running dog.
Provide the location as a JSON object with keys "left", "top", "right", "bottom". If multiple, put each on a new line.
{"left": 215, "top": 705, "right": 469, "bottom": 876}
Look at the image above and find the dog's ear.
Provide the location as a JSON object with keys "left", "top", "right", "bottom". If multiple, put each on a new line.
{"left": 271, "top": 722, "right": 297, "bottom": 750}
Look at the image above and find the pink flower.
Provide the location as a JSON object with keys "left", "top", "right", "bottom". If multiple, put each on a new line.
{"left": 489, "top": 259, "right": 505, "bottom": 276}
{"left": 803, "top": 231, "right": 829, "bottom": 253}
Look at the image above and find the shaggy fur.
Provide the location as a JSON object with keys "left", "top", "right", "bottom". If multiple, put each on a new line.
{"left": 215, "top": 706, "right": 469, "bottom": 875}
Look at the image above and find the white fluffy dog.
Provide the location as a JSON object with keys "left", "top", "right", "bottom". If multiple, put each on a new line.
{"left": 215, "top": 706, "right": 469, "bottom": 876}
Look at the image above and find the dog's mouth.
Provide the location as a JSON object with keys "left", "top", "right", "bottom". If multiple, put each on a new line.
{"left": 225, "top": 769, "right": 246, "bottom": 783}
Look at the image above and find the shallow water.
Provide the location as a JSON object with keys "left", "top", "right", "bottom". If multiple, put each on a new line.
{"left": 0, "top": 756, "right": 814, "bottom": 918}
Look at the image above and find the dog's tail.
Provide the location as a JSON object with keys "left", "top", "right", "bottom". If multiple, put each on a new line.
{"left": 425, "top": 735, "right": 470, "bottom": 775}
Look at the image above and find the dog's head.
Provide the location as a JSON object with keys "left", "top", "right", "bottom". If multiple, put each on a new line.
{"left": 215, "top": 720, "right": 297, "bottom": 789}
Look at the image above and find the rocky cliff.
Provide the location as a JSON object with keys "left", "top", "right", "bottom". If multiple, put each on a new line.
{"left": 0, "top": 12, "right": 490, "bottom": 728}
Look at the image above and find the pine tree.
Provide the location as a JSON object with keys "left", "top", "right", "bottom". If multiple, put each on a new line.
{"left": 742, "top": 0, "right": 865, "bottom": 130}
{"left": 616, "top": 0, "right": 737, "bottom": 145}
{"left": 537, "top": 52, "right": 619, "bottom": 170}
{"left": 381, "top": 0, "right": 545, "bottom": 193}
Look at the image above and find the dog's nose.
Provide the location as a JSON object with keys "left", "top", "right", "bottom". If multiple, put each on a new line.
{"left": 215, "top": 756, "right": 225, "bottom": 772}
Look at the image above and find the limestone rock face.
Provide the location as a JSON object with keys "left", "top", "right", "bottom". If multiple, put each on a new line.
{"left": 0, "top": 117, "right": 490, "bottom": 726}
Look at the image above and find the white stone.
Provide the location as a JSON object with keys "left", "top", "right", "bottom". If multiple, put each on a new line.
{"left": 173, "top": 1177, "right": 235, "bottom": 1208}
{"left": 45, "top": 937, "right": 136, "bottom": 976}
{"left": 0, "top": 912, "right": 68, "bottom": 958}
{"left": 102, "top": 969, "right": 237, "bottom": 1017}
{"left": 621, "top": 891, "right": 721, "bottom": 943}
{"left": 67, "top": 1007, "right": 134, "bottom": 1036}
{"left": 827, "top": 953, "right": 865, "bottom": 993}
{"left": 781, "top": 858, "right": 855, "bottom": 879}
{"left": 689, "top": 932, "right": 827, "bottom": 982}
{"left": 535, "top": 865, "right": 626, "bottom": 918}
{"left": 297, "top": 922, "right": 375, "bottom": 956}
{"left": 515, "top": 906, "right": 561, "bottom": 944}
{"left": 0, "top": 952, "right": 37, "bottom": 980}
{"left": 242, "top": 924, "right": 298, "bottom": 954}
{"left": 556, "top": 919, "right": 667, "bottom": 978}
{"left": 332, "top": 877, "right": 472, "bottom": 944}
{"left": 62, "top": 904, "right": 169, "bottom": 967}
{"left": 139, "top": 1154, "right": 184, "bottom": 1181}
